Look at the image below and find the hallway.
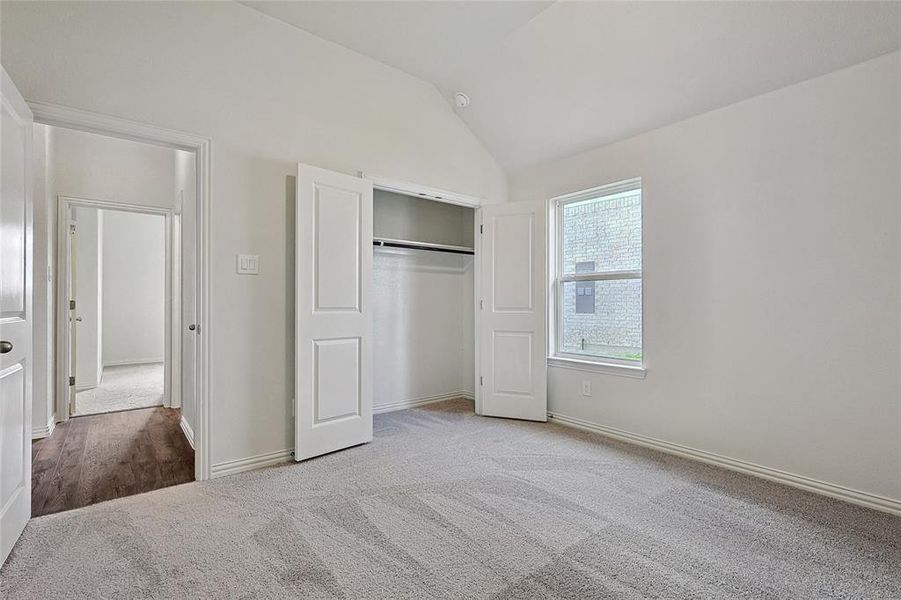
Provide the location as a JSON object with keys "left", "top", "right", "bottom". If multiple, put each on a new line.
{"left": 31, "top": 407, "right": 194, "bottom": 517}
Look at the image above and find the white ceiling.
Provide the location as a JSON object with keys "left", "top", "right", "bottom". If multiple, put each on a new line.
{"left": 242, "top": 1, "right": 901, "bottom": 173}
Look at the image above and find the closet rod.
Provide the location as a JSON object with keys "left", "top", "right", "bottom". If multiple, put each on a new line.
{"left": 372, "top": 237, "right": 475, "bottom": 256}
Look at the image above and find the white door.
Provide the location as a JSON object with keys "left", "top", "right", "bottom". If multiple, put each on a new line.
{"left": 67, "top": 219, "right": 77, "bottom": 415}
{"left": 181, "top": 187, "right": 198, "bottom": 438}
{"left": 478, "top": 200, "right": 547, "bottom": 421}
{"left": 295, "top": 164, "right": 373, "bottom": 461}
{"left": 1, "top": 67, "right": 33, "bottom": 565}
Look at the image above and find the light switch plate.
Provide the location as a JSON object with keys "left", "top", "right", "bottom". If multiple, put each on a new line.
{"left": 236, "top": 254, "right": 260, "bottom": 275}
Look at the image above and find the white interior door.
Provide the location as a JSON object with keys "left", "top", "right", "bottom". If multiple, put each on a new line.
{"left": 1, "top": 67, "right": 33, "bottom": 565}
{"left": 295, "top": 164, "right": 373, "bottom": 461}
{"left": 181, "top": 187, "right": 197, "bottom": 435}
{"left": 67, "top": 218, "right": 77, "bottom": 415}
{"left": 478, "top": 200, "right": 547, "bottom": 421}
{"left": 179, "top": 180, "right": 200, "bottom": 442}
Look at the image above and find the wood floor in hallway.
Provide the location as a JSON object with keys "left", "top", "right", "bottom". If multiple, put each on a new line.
{"left": 30, "top": 407, "right": 194, "bottom": 517}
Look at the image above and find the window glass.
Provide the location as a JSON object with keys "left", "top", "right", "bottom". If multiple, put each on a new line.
{"left": 561, "top": 189, "right": 641, "bottom": 275}
{"left": 560, "top": 279, "right": 642, "bottom": 361}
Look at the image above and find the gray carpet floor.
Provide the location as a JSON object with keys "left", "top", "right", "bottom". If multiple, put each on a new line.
{"left": 74, "top": 363, "right": 164, "bottom": 416}
{"left": 3, "top": 399, "right": 899, "bottom": 599}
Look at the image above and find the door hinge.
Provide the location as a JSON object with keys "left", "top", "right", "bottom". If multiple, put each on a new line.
{"left": 479, "top": 299, "right": 483, "bottom": 310}
{"left": 480, "top": 224, "right": 483, "bottom": 234}
{"left": 69, "top": 376, "right": 75, "bottom": 386}
{"left": 69, "top": 299, "right": 76, "bottom": 310}
{"left": 479, "top": 376, "right": 484, "bottom": 387}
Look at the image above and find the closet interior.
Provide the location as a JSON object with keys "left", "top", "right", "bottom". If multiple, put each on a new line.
{"left": 371, "top": 189, "right": 476, "bottom": 412}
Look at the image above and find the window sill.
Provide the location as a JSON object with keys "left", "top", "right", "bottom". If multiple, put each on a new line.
{"left": 547, "top": 357, "right": 646, "bottom": 379}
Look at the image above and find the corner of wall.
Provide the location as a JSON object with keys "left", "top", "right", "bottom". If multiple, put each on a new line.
{"left": 425, "top": 81, "right": 510, "bottom": 204}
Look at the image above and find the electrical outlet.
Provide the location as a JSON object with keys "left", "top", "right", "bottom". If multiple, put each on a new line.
{"left": 581, "top": 380, "right": 592, "bottom": 397}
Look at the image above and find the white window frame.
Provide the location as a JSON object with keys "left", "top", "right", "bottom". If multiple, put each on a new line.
{"left": 548, "top": 178, "right": 646, "bottom": 378}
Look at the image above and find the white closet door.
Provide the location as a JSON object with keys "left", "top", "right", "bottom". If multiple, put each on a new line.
{"left": 295, "top": 164, "right": 373, "bottom": 461}
{"left": 1, "top": 67, "right": 33, "bottom": 565}
{"left": 479, "top": 200, "right": 547, "bottom": 422}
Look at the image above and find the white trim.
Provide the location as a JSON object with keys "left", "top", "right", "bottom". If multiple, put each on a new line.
{"left": 179, "top": 416, "right": 195, "bottom": 450}
{"left": 103, "top": 358, "right": 165, "bottom": 367}
{"left": 31, "top": 101, "right": 213, "bottom": 481}
{"left": 210, "top": 449, "right": 294, "bottom": 478}
{"left": 548, "top": 411, "right": 901, "bottom": 516}
{"left": 373, "top": 391, "right": 474, "bottom": 415}
{"left": 548, "top": 357, "right": 646, "bottom": 379}
{"left": 27, "top": 101, "right": 207, "bottom": 152}
{"left": 559, "top": 270, "right": 642, "bottom": 282}
{"left": 31, "top": 417, "right": 56, "bottom": 440}
{"left": 550, "top": 177, "right": 642, "bottom": 205}
{"left": 362, "top": 173, "right": 484, "bottom": 208}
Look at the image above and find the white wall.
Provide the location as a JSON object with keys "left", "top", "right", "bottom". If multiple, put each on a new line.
{"left": 101, "top": 210, "right": 166, "bottom": 367}
{"left": 373, "top": 251, "right": 473, "bottom": 410}
{"left": 49, "top": 127, "right": 177, "bottom": 210}
{"left": 511, "top": 52, "right": 901, "bottom": 502}
{"left": 373, "top": 190, "right": 474, "bottom": 248}
{"left": 73, "top": 207, "right": 102, "bottom": 388}
{"left": 2, "top": 1, "right": 507, "bottom": 468}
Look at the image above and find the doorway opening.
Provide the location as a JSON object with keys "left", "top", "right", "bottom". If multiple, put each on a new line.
{"left": 29, "top": 122, "right": 203, "bottom": 516}
{"left": 67, "top": 206, "right": 167, "bottom": 417}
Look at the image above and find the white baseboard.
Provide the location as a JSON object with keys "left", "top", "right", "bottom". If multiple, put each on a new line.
{"left": 31, "top": 417, "right": 56, "bottom": 440}
{"left": 210, "top": 393, "right": 475, "bottom": 479}
{"left": 210, "top": 449, "right": 294, "bottom": 478}
{"left": 548, "top": 411, "right": 901, "bottom": 516}
{"left": 374, "top": 390, "right": 474, "bottom": 415}
{"left": 103, "top": 358, "right": 164, "bottom": 367}
{"left": 179, "top": 416, "right": 195, "bottom": 450}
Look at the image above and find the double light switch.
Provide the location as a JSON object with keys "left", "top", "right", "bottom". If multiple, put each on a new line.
{"left": 236, "top": 254, "right": 259, "bottom": 275}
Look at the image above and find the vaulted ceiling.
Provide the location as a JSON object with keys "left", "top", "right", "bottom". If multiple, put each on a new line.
{"left": 242, "top": 1, "right": 901, "bottom": 173}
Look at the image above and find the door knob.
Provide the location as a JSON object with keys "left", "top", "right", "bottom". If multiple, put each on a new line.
{"left": 188, "top": 324, "right": 196, "bottom": 331}
{"left": 75, "top": 316, "right": 83, "bottom": 322}
{"left": 0, "top": 341, "right": 12, "bottom": 354}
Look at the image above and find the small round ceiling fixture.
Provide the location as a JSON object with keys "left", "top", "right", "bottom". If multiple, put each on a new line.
{"left": 454, "top": 92, "right": 470, "bottom": 108}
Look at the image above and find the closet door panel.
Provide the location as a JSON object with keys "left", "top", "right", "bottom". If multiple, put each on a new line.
{"left": 296, "top": 164, "right": 373, "bottom": 461}
{"left": 479, "top": 200, "right": 547, "bottom": 422}
{"left": 314, "top": 184, "right": 361, "bottom": 311}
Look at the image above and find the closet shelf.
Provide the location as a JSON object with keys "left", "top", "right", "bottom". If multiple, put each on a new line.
{"left": 373, "top": 237, "right": 474, "bottom": 256}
